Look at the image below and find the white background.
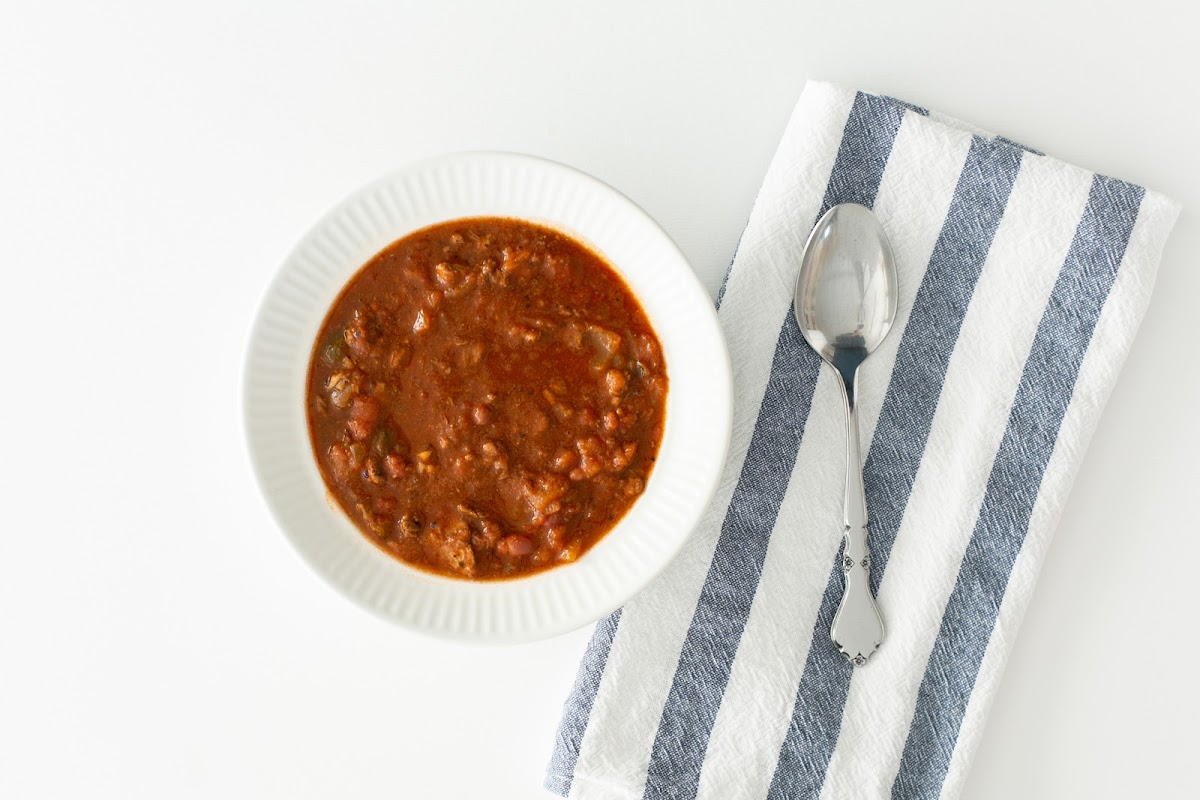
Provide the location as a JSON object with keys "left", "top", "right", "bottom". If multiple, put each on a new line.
{"left": 2, "top": 1, "right": 1197, "bottom": 798}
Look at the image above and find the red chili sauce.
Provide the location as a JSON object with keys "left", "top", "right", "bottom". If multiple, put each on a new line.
{"left": 306, "top": 218, "right": 667, "bottom": 579}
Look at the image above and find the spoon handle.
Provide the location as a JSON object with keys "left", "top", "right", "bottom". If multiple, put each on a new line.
{"left": 831, "top": 367, "right": 885, "bottom": 666}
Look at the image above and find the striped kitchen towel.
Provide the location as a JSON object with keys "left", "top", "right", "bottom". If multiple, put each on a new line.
{"left": 545, "top": 81, "right": 1180, "bottom": 800}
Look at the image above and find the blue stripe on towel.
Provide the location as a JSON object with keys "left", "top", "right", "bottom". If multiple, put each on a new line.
{"left": 995, "top": 135, "right": 1045, "bottom": 156}
{"left": 890, "top": 175, "right": 1144, "bottom": 800}
{"left": 714, "top": 229, "right": 743, "bottom": 310}
{"left": 544, "top": 609, "right": 622, "bottom": 796}
{"left": 639, "top": 91, "right": 908, "bottom": 800}
{"left": 767, "top": 135, "right": 1025, "bottom": 800}
{"left": 885, "top": 96, "right": 930, "bottom": 116}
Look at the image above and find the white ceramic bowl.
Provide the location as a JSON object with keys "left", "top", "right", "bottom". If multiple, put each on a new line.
{"left": 243, "top": 152, "right": 731, "bottom": 643}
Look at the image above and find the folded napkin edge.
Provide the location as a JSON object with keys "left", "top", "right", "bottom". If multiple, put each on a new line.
{"left": 806, "top": 78, "right": 1181, "bottom": 215}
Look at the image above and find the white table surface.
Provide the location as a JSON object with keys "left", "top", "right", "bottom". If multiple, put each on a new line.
{"left": 2, "top": 2, "right": 1197, "bottom": 798}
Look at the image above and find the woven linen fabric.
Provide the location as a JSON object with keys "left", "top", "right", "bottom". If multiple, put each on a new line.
{"left": 544, "top": 81, "right": 1181, "bottom": 800}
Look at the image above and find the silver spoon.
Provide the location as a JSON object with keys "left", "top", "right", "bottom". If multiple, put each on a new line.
{"left": 794, "top": 203, "right": 898, "bottom": 666}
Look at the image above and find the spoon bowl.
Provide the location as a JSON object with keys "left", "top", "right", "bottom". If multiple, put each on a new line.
{"left": 795, "top": 203, "right": 898, "bottom": 368}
